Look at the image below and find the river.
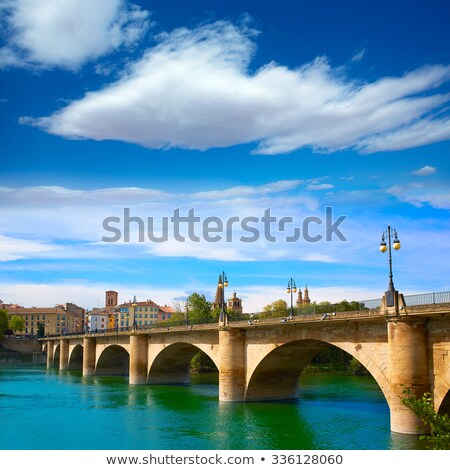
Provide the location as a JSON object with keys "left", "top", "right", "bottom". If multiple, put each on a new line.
{"left": 0, "top": 367, "right": 421, "bottom": 450}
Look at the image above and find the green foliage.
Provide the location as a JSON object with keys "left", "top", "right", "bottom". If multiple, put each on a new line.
{"left": 304, "top": 345, "right": 368, "bottom": 375}
{"left": 9, "top": 315, "right": 25, "bottom": 334}
{"left": 261, "top": 299, "right": 288, "bottom": 318}
{"left": 0, "top": 309, "right": 8, "bottom": 340}
{"left": 186, "top": 293, "right": 213, "bottom": 323}
{"left": 190, "top": 351, "right": 218, "bottom": 372}
{"left": 314, "top": 300, "right": 365, "bottom": 314}
{"left": 401, "top": 389, "right": 450, "bottom": 450}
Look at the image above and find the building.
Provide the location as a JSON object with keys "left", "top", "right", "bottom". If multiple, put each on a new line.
{"left": 86, "top": 308, "right": 110, "bottom": 333}
{"left": 227, "top": 292, "right": 243, "bottom": 315}
{"left": 85, "top": 291, "right": 178, "bottom": 331}
{"left": 159, "top": 305, "right": 176, "bottom": 322}
{"left": 0, "top": 300, "right": 22, "bottom": 309}
{"left": 296, "top": 285, "right": 312, "bottom": 308}
{"left": 5, "top": 303, "right": 84, "bottom": 336}
{"left": 116, "top": 298, "right": 162, "bottom": 329}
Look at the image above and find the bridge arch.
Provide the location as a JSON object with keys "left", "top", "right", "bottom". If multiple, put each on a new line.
{"left": 433, "top": 355, "right": 450, "bottom": 415}
{"left": 438, "top": 389, "right": 450, "bottom": 415}
{"left": 245, "top": 329, "right": 391, "bottom": 408}
{"left": 52, "top": 344, "right": 60, "bottom": 367}
{"left": 148, "top": 341, "right": 219, "bottom": 385}
{"left": 68, "top": 344, "right": 83, "bottom": 370}
{"left": 96, "top": 345, "right": 129, "bottom": 376}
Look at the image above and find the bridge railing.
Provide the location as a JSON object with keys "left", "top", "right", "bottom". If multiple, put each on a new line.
{"left": 403, "top": 291, "right": 450, "bottom": 306}
{"left": 355, "top": 290, "right": 450, "bottom": 309}
{"left": 230, "top": 290, "right": 450, "bottom": 322}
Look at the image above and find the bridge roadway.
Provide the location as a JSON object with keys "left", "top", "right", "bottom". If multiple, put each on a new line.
{"left": 41, "top": 300, "right": 450, "bottom": 435}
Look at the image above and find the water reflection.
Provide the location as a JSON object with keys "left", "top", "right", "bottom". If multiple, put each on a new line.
{"left": 389, "top": 431, "right": 422, "bottom": 450}
{"left": 0, "top": 367, "right": 421, "bottom": 450}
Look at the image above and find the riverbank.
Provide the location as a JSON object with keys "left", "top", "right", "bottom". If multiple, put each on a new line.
{"left": 0, "top": 340, "right": 45, "bottom": 365}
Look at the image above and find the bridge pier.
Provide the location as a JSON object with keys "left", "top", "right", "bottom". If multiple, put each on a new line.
{"left": 59, "top": 339, "right": 69, "bottom": 371}
{"left": 388, "top": 317, "right": 429, "bottom": 434}
{"left": 130, "top": 334, "right": 148, "bottom": 384}
{"left": 219, "top": 329, "right": 246, "bottom": 401}
{"left": 83, "top": 336, "right": 96, "bottom": 376}
{"left": 46, "top": 339, "right": 54, "bottom": 369}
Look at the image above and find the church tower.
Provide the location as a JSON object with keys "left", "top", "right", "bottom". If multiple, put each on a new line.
{"left": 296, "top": 284, "right": 312, "bottom": 306}
{"left": 213, "top": 275, "right": 222, "bottom": 309}
{"left": 227, "top": 292, "right": 243, "bottom": 315}
{"left": 296, "top": 288, "right": 303, "bottom": 307}
{"left": 303, "top": 285, "right": 311, "bottom": 304}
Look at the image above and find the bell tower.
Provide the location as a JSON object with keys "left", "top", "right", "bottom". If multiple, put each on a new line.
{"left": 105, "top": 290, "right": 118, "bottom": 307}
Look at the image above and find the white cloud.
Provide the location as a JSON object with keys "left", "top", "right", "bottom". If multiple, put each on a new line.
{"left": 193, "top": 180, "right": 305, "bottom": 200}
{"left": 0, "top": 234, "right": 58, "bottom": 261}
{"left": 358, "top": 117, "right": 450, "bottom": 153}
{"left": 0, "top": 0, "right": 150, "bottom": 69}
{"left": 306, "top": 183, "right": 334, "bottom": 191}
{"left": 0, "top": 181, "right": 338, "bottom": 264}
{"left": 411, "top": 165, "right": 437, "bottom": 176}
{"left": 351, "top": 48, "right": 366, "bottom": 63}
{"left": 23, "top": 20, "right": 450, "bottom": 154}
{"left": 388, "top": 184, "right": 450, "bottom": 209}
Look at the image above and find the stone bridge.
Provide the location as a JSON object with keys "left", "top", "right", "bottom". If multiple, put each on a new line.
{"left": 41, "top": 298, "right": 450, "bottom": 435}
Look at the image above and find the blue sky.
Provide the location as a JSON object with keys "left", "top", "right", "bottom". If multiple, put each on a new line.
{"left": 0, "top": 0, "right": 449, "bottom": 311}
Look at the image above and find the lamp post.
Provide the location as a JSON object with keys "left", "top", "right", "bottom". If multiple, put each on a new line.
{"left": 115, "top": 310, "right": 119, "bottom": 332}
{"left": 286, "top": 278, "right": 297, "bottom": 317}
{"left": 61, "top": 319, "right": 65, "bottom": 336}
{"left": 185, "top": 299, "right": 190, "bottom": 326}
{"left": 380, "top": 226, "right": 401, "bottom": 307}
{"left": 218, "top": 272, "right": 228, "bottom": 325}
{"left": 46, "top": 321, "right": 50, "bottom": 338}
{"left": 132, "top": 296, "right": 137, "bottom": 332}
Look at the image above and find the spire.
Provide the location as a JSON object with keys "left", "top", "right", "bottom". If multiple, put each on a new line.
{"left": 214, "top": 275, "right": 222, "bottom": 309}
{"left": 296, "top": 288, "right": 303, "bottom": 307}
{"left": 303, "top": 284, "right": 311, "bottom": 304}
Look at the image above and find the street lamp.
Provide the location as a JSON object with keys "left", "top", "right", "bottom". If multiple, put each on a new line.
{"left": 286, "top": 278, "right": 297, "bottom": 317}
{"left": 132, "top": 295, "right": 137, "bottom": 332}
{"left": 218, "top": 272, "right": 228, "bottom": 325}
{"left": 61, "top": 319, "right": 65, "bottom": 336}
{"left": 380, "top": 226, "right": 401, "bottom": 307}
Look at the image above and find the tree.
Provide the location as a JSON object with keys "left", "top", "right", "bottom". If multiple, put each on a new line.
{"left": 314, "top": 300, "right": 364, "bottom": 315}
{"left": 401, "top": 389, "right": 450, "bottom": 450}
{"left": 186, "top": 293, "right": 213, "bottom": 324}
{"left": 9, "top": 315, "right": 25, "bottom": 335}
{"left": 261, "top": 299, "right": 288, "bottom": 318}
{"left": 0, "top": 309, "right": 8, "bottom": 341}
